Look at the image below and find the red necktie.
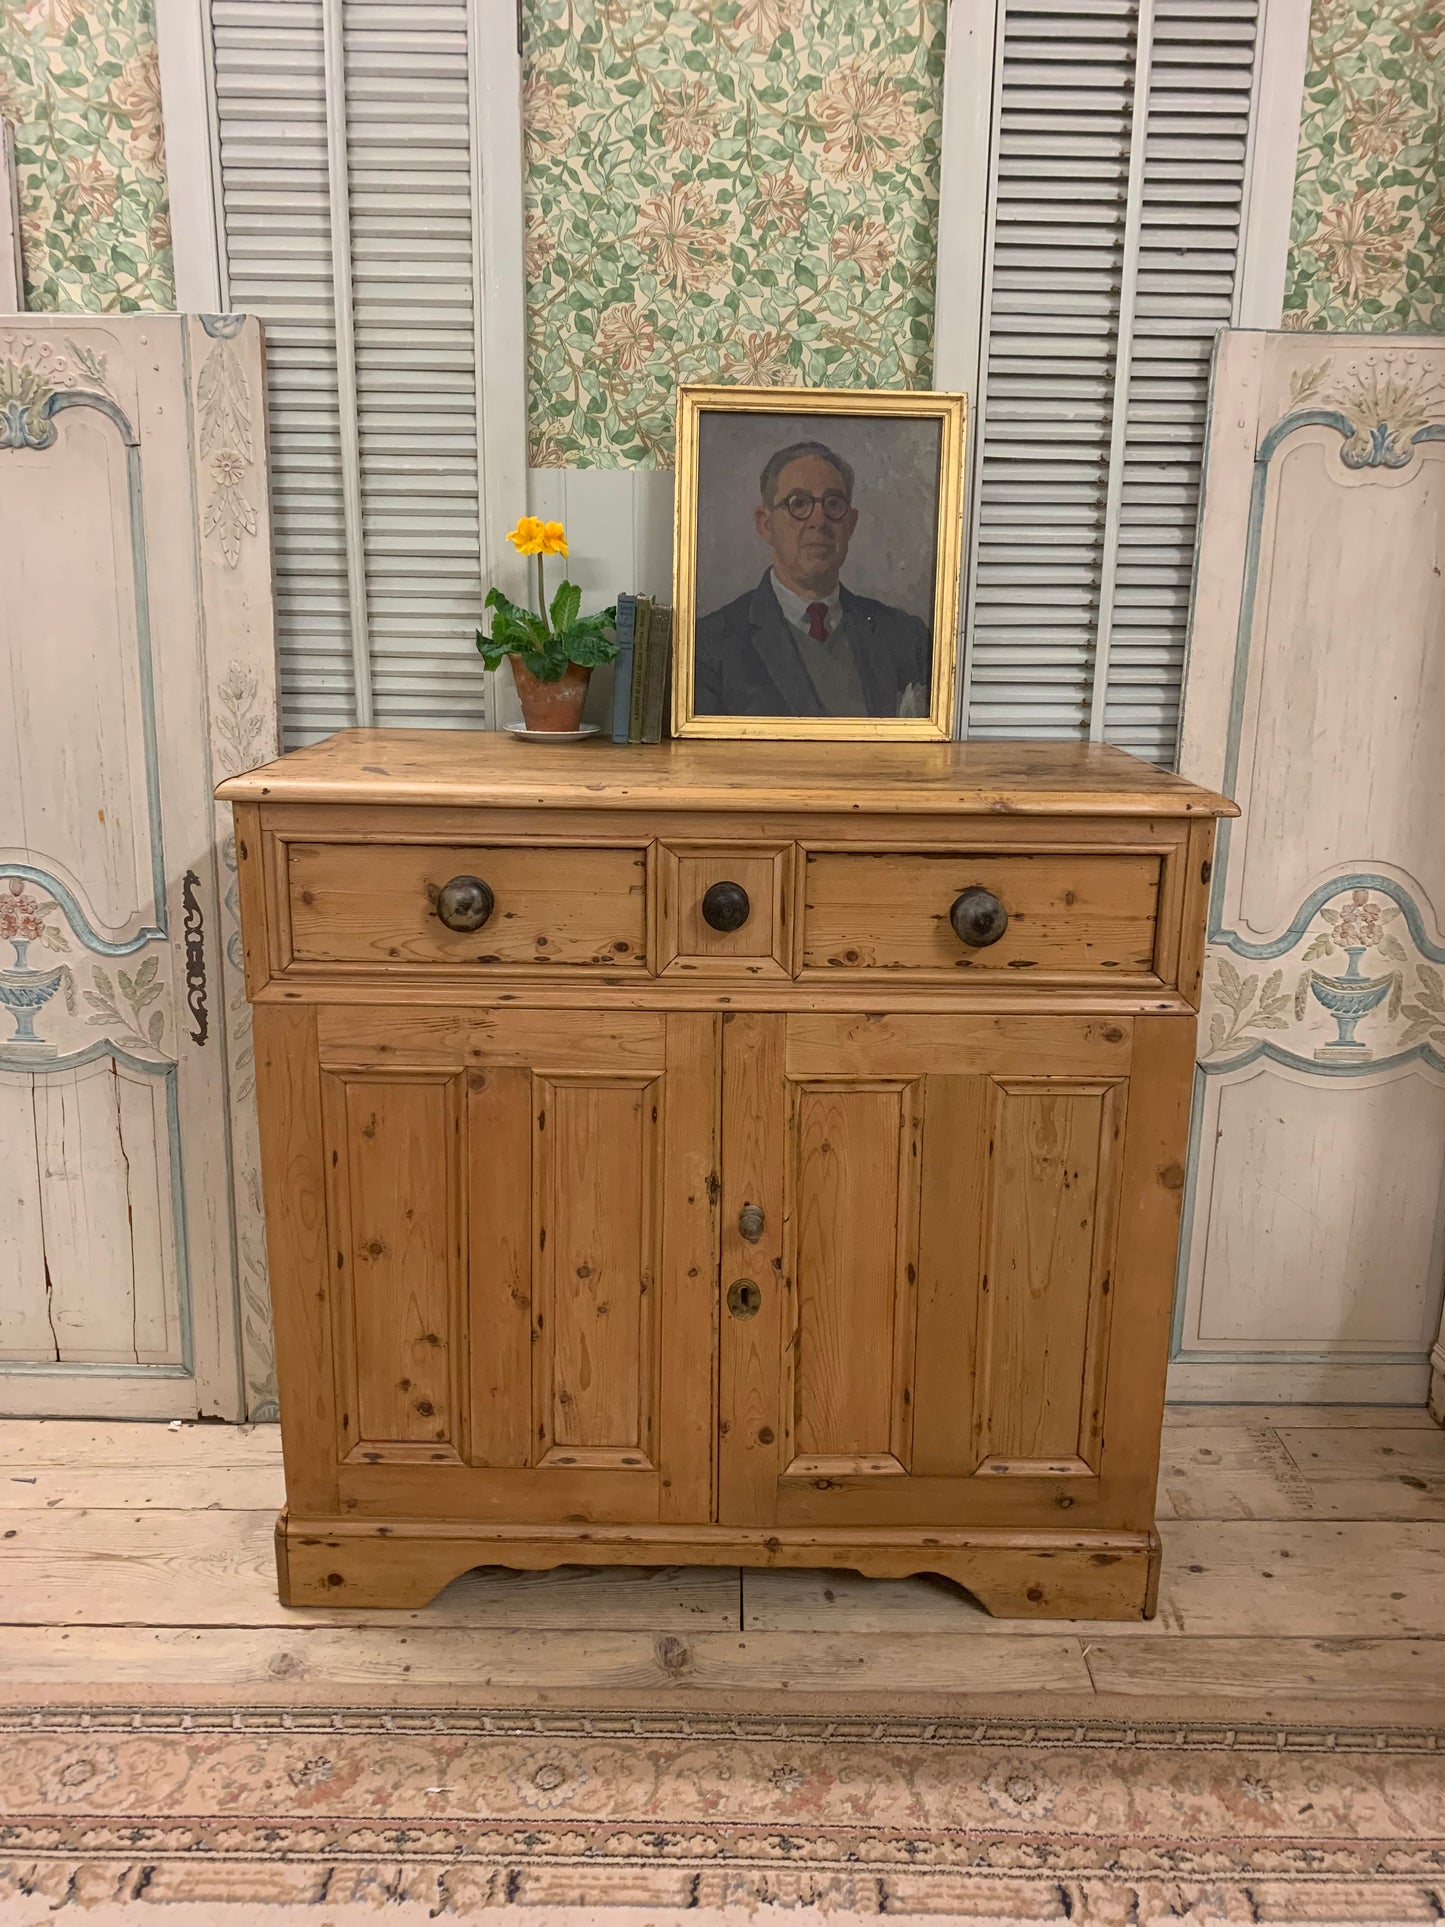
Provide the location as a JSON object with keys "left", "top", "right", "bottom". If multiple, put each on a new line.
{"left": 806, "top": 602, "right": 828, "bottom": 642}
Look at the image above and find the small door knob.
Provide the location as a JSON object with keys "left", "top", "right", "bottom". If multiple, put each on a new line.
{"left": 701, "top": 881, "right": 750, "bottom": 932}
{"left": 435, "top": 874, "right": 495, "bottom": 932}
{"left": 950, "top": 886, "right": 1008, "bottom": 948}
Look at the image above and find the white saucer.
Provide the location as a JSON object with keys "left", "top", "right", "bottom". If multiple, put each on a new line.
{"left": 503, "top": 722, "right": 602, "bottom": 743}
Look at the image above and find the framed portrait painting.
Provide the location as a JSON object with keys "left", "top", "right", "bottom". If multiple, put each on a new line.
{"left": 671, "top": 385, "right": 966, "bottom": 740}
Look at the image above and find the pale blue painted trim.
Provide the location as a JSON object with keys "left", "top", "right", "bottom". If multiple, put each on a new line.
{"left": 1200, "top": 1037, "right": 1445, "bottom": 1078}
{"left": 48, "top": 388, "right": 138, "bottom": 447}
{"left": 1212, "top": 872, "right": 1445, "bottom": 962}
{"left": 0, "top": 1042, "right": 194, "bottom": 1378}
{"left": 0, "top": 865, "right": 163, "bottom": 955}
{"left": 16, "top": 389, "right": 168, "bottom": 935}
{"left": 1208, "top": 412, "right": 1445, "bottom": 938}
{"left": 1171, "top": 1348, "right": 1430, "bottom": 1366}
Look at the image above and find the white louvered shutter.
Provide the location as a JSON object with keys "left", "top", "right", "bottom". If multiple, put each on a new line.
{"left": 960, "top": 0, "right": 1259, "bottom": 765}
{"left": 210, "top": 0, "right": 504, "bottom": 744}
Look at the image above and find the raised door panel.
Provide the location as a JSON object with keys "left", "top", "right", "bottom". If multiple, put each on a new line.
{"left": 535, "top": 1072, "right": 659, "bottom": 1469}
{"left": 973, "top": 1079, "right": 1125, "bottom": 1475}
{"left": 304, "top": 1006, "right": 716, "bottom": 1524}
{"left": 719, "top": 1013, "right": 1164, "bottom": 1532}
{"left": 788, "top": 1079, "right": 920, "bottom": 1475}
{"left": 322, "top": 1070, "right": 465, "bottom": 1461}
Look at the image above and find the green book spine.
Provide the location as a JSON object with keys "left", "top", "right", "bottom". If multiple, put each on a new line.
{"left": 640, "top": 604, "right": 672, "bottom": 743}
{"left": 627, "top": 595, "right": 653, "bottom": 745}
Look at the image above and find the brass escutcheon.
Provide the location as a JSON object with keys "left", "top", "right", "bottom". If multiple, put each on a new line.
{"left": 726, "top": 1278, "right": 762, "bottom": 1319}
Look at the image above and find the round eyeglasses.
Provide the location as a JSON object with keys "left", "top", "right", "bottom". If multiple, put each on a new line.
{"left": 771, "top": 489, "right": 852, "bottom": 523}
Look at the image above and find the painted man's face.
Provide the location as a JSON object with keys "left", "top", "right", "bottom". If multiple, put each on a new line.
{"left": 754, "top": 453, "right": 860, "bottom": 598}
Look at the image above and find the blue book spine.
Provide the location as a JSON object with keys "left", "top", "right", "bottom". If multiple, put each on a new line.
{"left": 610, "top": 594, "right": 637, "bottom": 744}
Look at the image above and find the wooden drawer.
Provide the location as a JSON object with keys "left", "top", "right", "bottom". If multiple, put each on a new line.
{"left": 283, "top": 841, "right": 648, "bottom": 969}
{"left": 655, "top": 842, "right": 792, "bottom": 978}
{"left": 800, "top": 849, "right": 1163, "bottom": 979}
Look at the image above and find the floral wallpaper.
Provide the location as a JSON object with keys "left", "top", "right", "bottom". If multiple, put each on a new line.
{"left": 0, "top": 0, "right": 173, "bottom": 311}
{"left": 4, "top": 0, "right": 1442, "bottom": 421}
{"left": 520, "top": 0, "right": 947, "bottom": 468}
{"left": 1285, "top": 0, "right": 1444, "bottom": 331}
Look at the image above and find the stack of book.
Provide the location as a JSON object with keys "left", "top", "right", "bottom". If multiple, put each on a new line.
{"left": 610, "top": 593, "right": 673, "bottom": 744}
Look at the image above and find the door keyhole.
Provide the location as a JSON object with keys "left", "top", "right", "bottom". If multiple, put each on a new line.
{"left": 726, "top": 1278, "right": 762, "bottom": 1319}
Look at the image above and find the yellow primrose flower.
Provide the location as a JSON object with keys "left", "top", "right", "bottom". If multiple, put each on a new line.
{"left": 540, "top": 520, "right": 568, "bottom": 556}
{"left": 506, "top": 515, "right": 547, "bottom": 555}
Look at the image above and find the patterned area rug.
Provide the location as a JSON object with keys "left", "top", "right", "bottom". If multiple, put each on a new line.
{"left": 1, "top": 1706, "right": 1443, "bottom": 1925}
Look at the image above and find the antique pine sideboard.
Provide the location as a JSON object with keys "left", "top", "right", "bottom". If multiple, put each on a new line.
{"left": 219, "top": 733, "right": 1235, "bottom": 1618}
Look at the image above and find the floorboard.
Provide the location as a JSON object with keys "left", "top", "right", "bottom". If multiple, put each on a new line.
{"left": 1, "top": 1407, "right": 1442, "bottom": 1714}
{"left": 0, "top": 1624, "right": 1093, "bottom": 1704}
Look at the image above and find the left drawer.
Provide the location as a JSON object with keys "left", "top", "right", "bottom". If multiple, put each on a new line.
{"left": 282, "top": 841, "right": 648, "bottom": 969}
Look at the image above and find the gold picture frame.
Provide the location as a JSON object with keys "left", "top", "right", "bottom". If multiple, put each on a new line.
{"left": 671, "top": 384, "right": 967, "bottom": 740}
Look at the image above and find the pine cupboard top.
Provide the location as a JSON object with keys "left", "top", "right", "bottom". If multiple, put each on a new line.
{"left": 217, "top": 730, "right": 1237, "bottom": 818}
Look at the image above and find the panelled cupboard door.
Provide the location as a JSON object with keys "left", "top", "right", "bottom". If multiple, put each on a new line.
{"left": 718, "top": 1011, "right": 1194, "bottom": 1533}
{"left": 254, "top": 1005, "right": 718, "bottom": 1527}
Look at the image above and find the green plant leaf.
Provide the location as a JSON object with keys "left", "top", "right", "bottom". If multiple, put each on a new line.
{"left": 512, "top": 643, "right": 568, "bottom": 682}
{"left": 475, "top": 629, "right": 510, "bottom": 672}
{"left": 549, "top": 577, "right": 582, "bottom": 637}
{"left": 555, "top": 621, "right": 620, "bottom": 668}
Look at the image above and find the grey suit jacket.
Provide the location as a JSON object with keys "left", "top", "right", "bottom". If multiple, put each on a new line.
{"left": 693, "top": 573, "right": 932, "bottom": 718}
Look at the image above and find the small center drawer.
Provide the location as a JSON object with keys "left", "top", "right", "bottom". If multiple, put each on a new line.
{"left": 285, "top": 842, "right": 648, "bottom": 968}
{"left": 801, "top": 850, "right": 1162, "bottom": 979}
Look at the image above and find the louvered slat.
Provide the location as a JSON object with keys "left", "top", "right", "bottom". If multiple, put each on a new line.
{"left": 210, "top": 0, "right": 489, "bottom": 747}
{"left": 962, "top": 0, "right": 1259, "bottom": 763}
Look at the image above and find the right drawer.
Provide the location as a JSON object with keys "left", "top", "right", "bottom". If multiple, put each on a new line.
{"left": 800, "top": 849, "right": 1164, "bottom": 980}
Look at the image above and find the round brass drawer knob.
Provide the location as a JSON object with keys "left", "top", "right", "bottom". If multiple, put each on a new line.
{"left": 701, "top": 880, "right": 751, "bottom": 932}
{"left": 950, "top": 886, "right": 1008, "bottom": 948}
{"left": 436, "top": 874, "right": 495, "bottom": 932}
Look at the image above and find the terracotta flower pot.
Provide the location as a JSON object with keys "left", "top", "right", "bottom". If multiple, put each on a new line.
{"left": 508, "top": 657, "right": 592, "bottom": 732}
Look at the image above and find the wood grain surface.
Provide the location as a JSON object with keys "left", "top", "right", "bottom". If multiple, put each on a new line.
{"left": 218, "top": 731, "right": 1238, "bottom": 817}
{"left": 1, "top": 1409, "right": 1441, "bottom": 1714}
{"left": 224, "top": 736, "right": 1233, "bottom": 1622}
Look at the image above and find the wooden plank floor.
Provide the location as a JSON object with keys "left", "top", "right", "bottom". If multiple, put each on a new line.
{"left": 2, "top": 1407, "right": 1443, "bottom": 1719}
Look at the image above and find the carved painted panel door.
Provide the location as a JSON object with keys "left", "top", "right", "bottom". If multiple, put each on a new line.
{"left": 717, "top": 1011, "right": 1194, "bottom": 1536}
{"left": 0, "top": 317, "right": 278, "bottom": 1418}
{"left": 1176, "top": 330, "right": 1445, "bottom": 1403}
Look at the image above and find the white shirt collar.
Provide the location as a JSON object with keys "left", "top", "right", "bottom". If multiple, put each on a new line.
{"left": 770, "top": 569, "right": 842, "bottom": 636}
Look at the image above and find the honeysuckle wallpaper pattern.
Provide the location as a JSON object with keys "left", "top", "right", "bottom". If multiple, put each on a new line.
{"left": 521, "top": 0, "right": 948, "bottom": 467}
{"left": 0, "top": 0, "right": 1441, "bottom": 439}
{"left": 0, "top": 0, "right": 173, "bottom": 310}
{"left": 1285, "top": 0, "right": 1445, "bottom": 331}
